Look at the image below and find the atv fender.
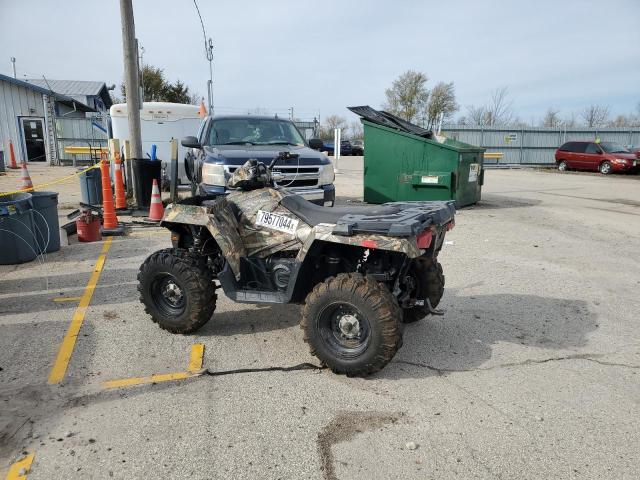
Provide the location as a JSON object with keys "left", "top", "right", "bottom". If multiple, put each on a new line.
{"left": 296, "top": 223, "right": 423, "bottom": 262}
{"left": 161, "top": 200, "right": 245, "bottom": 279}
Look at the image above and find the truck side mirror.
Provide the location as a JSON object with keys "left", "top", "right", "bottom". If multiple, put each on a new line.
{"left": 181, "top": 136, "right": 201, "bottom": 149}
{"left": 308, "top": 138, "right": 323, "bottom": 150}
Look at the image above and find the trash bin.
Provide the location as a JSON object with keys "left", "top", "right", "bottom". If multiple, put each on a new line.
{"left": 349, "top": 106, "right": 485, "bottom": 207}
{"left": 132, "top": 158, "right": 162, "bottom": 209}
{"left": 0, "top": 192, "right": 38, "bottom": 264}
{"left": 361, "top": 120, "right": 484, "bottom": 206}
{"left": 0, "top": 150, "right": 5, "bottom": 173}
{"left": 30, "top": 191, "right": 60, "bottom": 253}
{"left": 78, "top": 167, "right": 103, "bottom": 205}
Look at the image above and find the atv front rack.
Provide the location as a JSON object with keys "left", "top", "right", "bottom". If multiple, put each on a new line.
{"left": 332, "top": 201, "right": 455, "bottom": 237}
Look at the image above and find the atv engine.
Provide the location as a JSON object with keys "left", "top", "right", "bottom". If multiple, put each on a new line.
{"left": 267, "top": 257, "right": 297, "bottom": 291}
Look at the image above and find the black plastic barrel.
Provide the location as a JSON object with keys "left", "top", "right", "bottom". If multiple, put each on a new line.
{"left": 30, "top": 191, "right": 60, "bottom": 253}
{"left": 0, "top": 192, "right": 38, "bottom": 264}
{"left": 132, "top": 158, "right": 162, "bottom": 209}
{"left": 78, "top": 167, "right": 103, "bottom": 205}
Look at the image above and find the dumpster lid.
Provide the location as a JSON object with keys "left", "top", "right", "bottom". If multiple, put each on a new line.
{"left": 348, "top": 105, "right": 434, "bottom": 139}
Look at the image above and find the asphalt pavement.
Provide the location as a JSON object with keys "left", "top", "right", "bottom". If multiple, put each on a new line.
{"left": 1, "top": 160, "right": 639, "bottom": 479}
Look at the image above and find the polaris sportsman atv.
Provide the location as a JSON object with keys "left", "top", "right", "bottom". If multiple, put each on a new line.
{"left": 138, "top": 152, "right": 455, "bottom": 376}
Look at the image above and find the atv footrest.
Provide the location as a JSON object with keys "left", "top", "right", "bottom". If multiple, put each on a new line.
{"left": 231, "top": 289, "right": 288, "bottom": 304}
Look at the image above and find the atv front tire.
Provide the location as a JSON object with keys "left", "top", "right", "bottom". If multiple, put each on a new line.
{"left": 402, "top": 258, "right": 445, "bottom": 324}
{"left": 138, "top": 248, "right": 216, "bottom": 334}
{"left": 301, "top": 273, "right": 402, "bottom": 376}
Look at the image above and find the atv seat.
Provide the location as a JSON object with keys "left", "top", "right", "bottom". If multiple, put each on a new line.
{"left": 281, "top": 194, "right": 400, "bottom": 226}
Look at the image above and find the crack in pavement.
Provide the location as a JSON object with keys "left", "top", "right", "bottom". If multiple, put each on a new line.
{"left": 394, "top": 353, "right": 640, "bottom": 374}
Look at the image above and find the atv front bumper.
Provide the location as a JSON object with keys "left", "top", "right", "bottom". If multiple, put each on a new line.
{"left": 199, "top": 183, "right": 335, "bottom": 206}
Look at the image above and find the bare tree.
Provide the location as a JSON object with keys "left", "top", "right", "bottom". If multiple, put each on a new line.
{"left": 349, "top": 120, "right": 364, "bottom": 140}
{"left": 562, "top": 112, "right": 577, "bottom": 128}
{"left": 425, "top": 81, "right": 458, "bottom": 129}
{"left": 189, "top": 93, "right": 202, "bottom": 106}
{"left": 541, "top": 108, "right": 561, "bottom": 128}
{"left": 580, "top": 105, "right": 610, "bottom": 127}
{"left": 466, "top": 104, "right": 489, "bottom": 126}
{"left": 608, "top": 115, "right": 631, "bottom": 128}
{"left": 486, "top": 86, "right": 513, "bottom": 126}
{"left": 383, "top": 70, "right": 430, "bottom": 124}
{"left": 319, "top": 114, "right": 349, "bottom": 139}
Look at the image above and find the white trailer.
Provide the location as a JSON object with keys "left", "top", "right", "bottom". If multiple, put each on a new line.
{"left": 110, "top": 102, "right": 201, "bottom": 182}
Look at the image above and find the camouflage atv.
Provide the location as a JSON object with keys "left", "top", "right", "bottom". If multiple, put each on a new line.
{"left": 138, "top": 153, "right": 455, "bottom": 376}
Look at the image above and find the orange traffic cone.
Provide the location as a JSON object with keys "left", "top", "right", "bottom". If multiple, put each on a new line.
{"left": 113, "top": 152, "right": 127, "bottom": 210}
{"left": 99, "top": 159, "right": 124, "bottom": 235}
{"left": 198, "top": 99, "right": 207, "bottom": 118}
{"left": 8, "top": 140, "right": 18, "bottom": 169}
{"left": 19, "top": 161, "right": 34, "bottom": 191}
{"left": 148, "top": 179, "right": 164, "bottom": 221}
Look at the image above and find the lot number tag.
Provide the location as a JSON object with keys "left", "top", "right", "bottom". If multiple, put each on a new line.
{"left": 469, "top": 163, "right": 480, "bottom": 182}
{"left": 255, "top": 210, "right": 299, "bottom": 235}
{"left": 421, "top": 175, "right": 439, "bottom": 184}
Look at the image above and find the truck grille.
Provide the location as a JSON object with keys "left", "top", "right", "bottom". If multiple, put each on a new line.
{"left": 227, "top": 166, "right": 319, "bottom": 188}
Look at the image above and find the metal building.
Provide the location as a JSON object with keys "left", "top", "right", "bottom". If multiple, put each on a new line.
{"left": 24, "top": 79, "right": 113, "bottom": 114}
{"left": 0, "top": 75, "right": 114, "bottom": 165}
{"left": 442, "top": 125, "right": 640, "bottom": 165}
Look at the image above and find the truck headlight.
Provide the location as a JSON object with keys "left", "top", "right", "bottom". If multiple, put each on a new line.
{"left": 318, "top": 163, "right": 335, "bottom": 185}
{"left": 202, "top": 163, "right": 226, "bottom": 186}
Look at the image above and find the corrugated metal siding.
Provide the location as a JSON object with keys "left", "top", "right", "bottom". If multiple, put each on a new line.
{"left": 55, "top": 117, "right": 108, "bottom": 163}
{"left": 442, "top": 126, "right": 640, "bottom": 164}
{"left": 0, "top": 80, "right": 46, "bottom": 163}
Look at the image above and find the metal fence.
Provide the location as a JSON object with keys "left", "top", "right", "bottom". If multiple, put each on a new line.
{"left": 55, "top": 116, "right": 108, "bottom": 163}
{"left": 441, "top": 126, "right": 640, "bottom": 165}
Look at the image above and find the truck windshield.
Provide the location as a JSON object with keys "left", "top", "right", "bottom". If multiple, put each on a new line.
{"left": 599, "top": 142, "right": 629, "bottom": 153}
{"left": 205, "top": 118, "right": 305, "bottom": 146}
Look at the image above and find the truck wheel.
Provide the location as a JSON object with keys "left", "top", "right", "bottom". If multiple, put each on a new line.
{"left": 402, "top": 258, "right": 445, "bottom": 324}
{"left": 599, "top": 161, "right": 612, "bottom": 175}
{"left": 138, "top": 248, "right": 216, "bottom": 334}
{"left": 301, "top": 273, "right": 402, "bottom": 377}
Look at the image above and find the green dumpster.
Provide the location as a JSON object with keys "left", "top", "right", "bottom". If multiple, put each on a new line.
{"left": 362, "top": 120, "right": 485, "bottom": 207}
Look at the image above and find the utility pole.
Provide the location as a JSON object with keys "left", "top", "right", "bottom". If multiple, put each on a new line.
{"left": 206, "top": 38, "right": 214, "bottom": 115}
{"left": 289, "top": 107, "right": 294, "bottom": 120}
{"left": 119, "top": 0, "right": 143, "bottom": 160}
{"left": 10, "top": 57, "right": 16, "bottom": 78}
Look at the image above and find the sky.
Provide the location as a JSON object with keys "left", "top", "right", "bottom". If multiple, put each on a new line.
{"left": 1, "top": 0, "right": 639, "bottom": 125}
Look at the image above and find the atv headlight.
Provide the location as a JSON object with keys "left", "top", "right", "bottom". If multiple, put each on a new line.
{"left": 201, "top": 163, "right": 226, "bottom": 186}
{"left": 318, "top": 163, "right": 335, "bottom": 186}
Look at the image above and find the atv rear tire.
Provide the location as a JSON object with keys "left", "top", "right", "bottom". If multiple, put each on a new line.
{"left": 301, "top": 273, "right": 402, "bottom": 376}
{"left": 402, "top": 258, "right": 445, "bottom": 324}
{"left": 138, "top": 248, "right": 216, "bottom": 334}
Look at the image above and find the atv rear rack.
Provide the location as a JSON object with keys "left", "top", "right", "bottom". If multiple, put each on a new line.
{"left": 332, "top": 201, "right": 455, "bottom": 237}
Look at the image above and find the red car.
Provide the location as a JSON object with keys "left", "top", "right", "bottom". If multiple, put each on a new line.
{"left": 629, "top": 146, "right": 640, "bottom": 158}
{"left": 555, "top": 141, "right": 638, "bottom": 174}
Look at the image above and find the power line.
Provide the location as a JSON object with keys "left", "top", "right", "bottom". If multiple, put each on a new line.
{"left": 192, "top": 0, "right": 208, "bottom": 59}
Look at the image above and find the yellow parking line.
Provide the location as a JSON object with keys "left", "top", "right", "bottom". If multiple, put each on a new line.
{"left": 48, "top": 238, "right": 113, "bottom": 384}
{"left": 52, "top": 296, "right": 82, "bottom": 303}
{"left": 102, "top": 371, "right": 192, "bottom": 389}
{"left": 188, "top": 344, "right": 205, "bottom": 372}
{"left": 5, "top": 453, "right": 34, "bottom": 479}
{"left": 101, "top": 344, "right": 206, "bottom": 390}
